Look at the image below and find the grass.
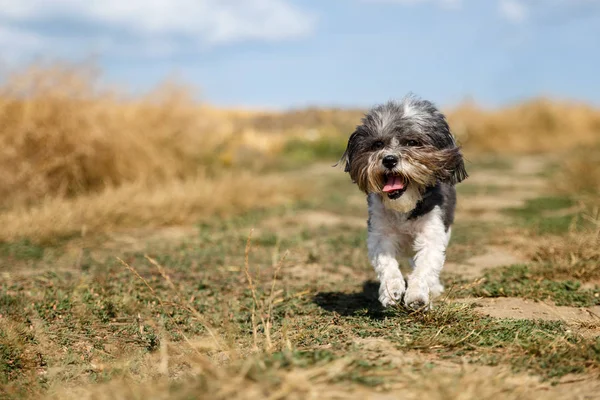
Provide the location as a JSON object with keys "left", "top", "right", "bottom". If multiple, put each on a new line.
{"left": 447, "top": 99, "right": 600, "bottom": 154}
{"left": 452, "top": 169, "right": 599, "bottom": 305}
{"left": 0, "top": 171, "right": 314, "bottom": 244}
{"left": 2, "top": 190, "right": 600, "bottom": 399}
{"left": 0, "top": 64, "right": 233, "bottom": 208}
{"left": 0, "top": 239, "right": 46, "bottom": 261}
{"left": 446, "top": 221, "right": 495, "bottom": 263}
{"left": 452, "top": 264, "right": 600, "bottom": 307}
{"left": 279, "top": 136, "right": 347, "bottom": 168}
{"left": 502, "top": 195, "right": 581, "bottom": 235}
{"left": 452, "top": 191, "right": 600, "bottom": 307}
{"left": 556, "top": 145, "right": 600, "bottom": 198}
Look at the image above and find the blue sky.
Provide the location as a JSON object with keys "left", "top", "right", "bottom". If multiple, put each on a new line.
{"left": 0, "top": 0, "right": 599, "bottom": 109}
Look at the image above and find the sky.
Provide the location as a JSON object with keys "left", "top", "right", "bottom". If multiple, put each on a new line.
{"left": 0, "top": 0, "right": 599, "bottom": 109}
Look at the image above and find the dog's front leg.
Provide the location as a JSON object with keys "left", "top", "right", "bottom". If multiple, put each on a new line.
{"left": 404, "top": 211, "right": 447, "bottom": 310}
{"left": 368, "top": 231, "right": 405, "bottom": 307}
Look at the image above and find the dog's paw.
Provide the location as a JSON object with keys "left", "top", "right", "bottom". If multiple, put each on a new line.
{"left": 428, "top": 280, "right": 444, "bottom": 299}
{"left": 404, "top": 278, "right": 430, "bottom": 311}
{"left": 378, "top": 277, "right": 406, "bottom": 308}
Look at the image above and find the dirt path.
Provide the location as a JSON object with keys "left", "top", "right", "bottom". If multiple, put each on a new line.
{"left": 460, "top": 297, "right": 600, "bottom": 325}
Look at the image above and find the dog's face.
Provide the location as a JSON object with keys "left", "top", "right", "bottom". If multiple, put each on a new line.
{"left": 340, "top": 96, "right": 467, "bottom": 212}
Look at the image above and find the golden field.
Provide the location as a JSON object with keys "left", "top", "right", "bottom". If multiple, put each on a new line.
{"left": 0, "top": 64, "right": 599, "bottom": 242}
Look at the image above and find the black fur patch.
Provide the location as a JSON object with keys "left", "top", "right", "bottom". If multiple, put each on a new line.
{"left": 408, "top": 182, "right": 456, "bottom": 231}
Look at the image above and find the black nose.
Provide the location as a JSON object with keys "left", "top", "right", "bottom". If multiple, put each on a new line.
{"left": 382, "top": 155, "right": 399, "bottom": 169}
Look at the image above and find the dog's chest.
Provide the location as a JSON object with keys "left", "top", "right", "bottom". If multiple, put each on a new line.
{"left": 368, "top": 194, "right": 436, "bottom": 248}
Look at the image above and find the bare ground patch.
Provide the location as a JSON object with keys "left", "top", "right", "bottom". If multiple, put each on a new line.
{"left": 445, "top": 245, "right": 527, "bottom": 279}
{"left": 262, "top": 210, "right": 366, "bottom": 231}
{"left": 460, "top": 297, "right": 600, "bottom": 324}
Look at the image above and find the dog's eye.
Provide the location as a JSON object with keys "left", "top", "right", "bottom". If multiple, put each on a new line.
{"left": 404, "top": 139, "right": 420, "bottom": 147}
{"left": 372, "top": 140, "right": 385, "bottom": 150}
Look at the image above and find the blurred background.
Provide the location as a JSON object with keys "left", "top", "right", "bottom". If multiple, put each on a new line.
{"left": 0, "top": 0, "right": 598, "bottom": 241}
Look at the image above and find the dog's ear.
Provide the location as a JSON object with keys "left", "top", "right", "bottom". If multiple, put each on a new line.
{"left": 335, "top": 130, "right": 359, "bottom": 173}
{"left": 448, "top": 147, "right": 468, "bottom": 184}
{"left": 439, "top": 132, "right": 468, "bottom": 184}
{"left": 435, "top": 115, "right": 468, "bottom": 184}
{"left": 446, "top": 123, "right": 468, "bottom": 184}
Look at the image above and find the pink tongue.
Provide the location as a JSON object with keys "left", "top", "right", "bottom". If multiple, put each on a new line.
{"left": 382, "top": 176, "right": 405, "bottom": 193}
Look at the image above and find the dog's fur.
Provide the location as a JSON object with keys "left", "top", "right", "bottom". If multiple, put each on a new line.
{"left": 339, "top": 95, "right": 467, "bottom": 309}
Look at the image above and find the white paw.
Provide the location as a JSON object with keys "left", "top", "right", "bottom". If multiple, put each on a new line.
{"left": 429, "top": 280, "right": 444, "bottom": 299}
{"left": 378, "top": 277, "right": 406, "bottom": 308}
{"left": 404, "top": 278, "right": 430, "bottom": 310}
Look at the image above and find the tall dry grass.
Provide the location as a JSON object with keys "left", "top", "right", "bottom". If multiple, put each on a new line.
{"left": 448, "top": 99, "right": 600, "bottom": 153}
{"left": 240, "top": 98, "right": 600, "bottom": 155}
{"left": 0, "top": 172, "right": 309, "bottom": 243}
{"left": 1, "top": 63, "right": 599, "bottom": 241}
{"left": 0, "top": 64, "right": 237, "bottom": 208}
{"left": 0, "top": 64, "right": 307, "bottom": 241}
{"left": 557, "top": 145, "right": 600, "bottom": 199}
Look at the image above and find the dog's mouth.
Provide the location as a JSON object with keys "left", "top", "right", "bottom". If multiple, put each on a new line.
{"left": 382, "top": 173, "right": 407, "bottom": 200}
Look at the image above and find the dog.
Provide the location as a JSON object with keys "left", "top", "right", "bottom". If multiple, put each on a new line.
{"left": 339, "top": 94, "right": 468, "bottom": 310}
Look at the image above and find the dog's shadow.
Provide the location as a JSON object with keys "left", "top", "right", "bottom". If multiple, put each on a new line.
{"left": 313, "top": 280, "right": 386, "bottom": 319}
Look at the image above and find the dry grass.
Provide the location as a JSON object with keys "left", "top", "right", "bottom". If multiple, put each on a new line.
{"left": 447, "top": 99, "right": 600, "bottom": 153}
{"left": 528, "top": 146, "right": 600, "bottom": 281}
{"left": 556, "top": 146, "right": 600, "bottom": 199}
{"left": 529, "top": 207, "right": 600, "bottom": 281}
{"left": 0, "top": 64, "right": 309, "bottom": 241}
{"left": 0, "top": 171, "right": 309, "bottom": 243}
{"left": 3, "top": 63, "right": 599, "bottom": 210}
{"left": 43, "top": 355, "right": 585, "bottom": 400}
{"left": 0, "top": 63, "right": 284, "bottom": 209}
{"left": 1, "top": 62, "right": 599, "bottom": 241}
{"left": 241, "top": 97, "right": 600, "bottom": 155}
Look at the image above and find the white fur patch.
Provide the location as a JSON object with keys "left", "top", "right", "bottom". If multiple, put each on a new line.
{"left": 402, "top": 97, "right": 426, "bottom": 124}
{"left": 380, "top": 184, "right": 422, "bottom": 213}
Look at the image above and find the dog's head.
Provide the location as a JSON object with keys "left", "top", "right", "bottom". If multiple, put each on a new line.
{"left": 339, "top": 95, "right": 468, "bottom": 212}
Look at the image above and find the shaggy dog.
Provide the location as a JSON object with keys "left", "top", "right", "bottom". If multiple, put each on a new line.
{"left": 339, "top": 95, "right": 468, "bottom": 309}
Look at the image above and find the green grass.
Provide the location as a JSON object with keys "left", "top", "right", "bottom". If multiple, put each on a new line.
{"left": 0, "top": 239, "right": 45, "bottom": 261}
{"left": 450, "top": 264, "right": 600, "bottom": 307}
{"left": 281, "top": 136, "right": 346, "bottom": 166}
{"left": 390, "top": 305, "right": 600, "bottom": 379}
{"left": 503, "top": 196, "right": 578, "bottom": 235}
{"left": 447, "top": 221, "right": 495, "bottom": 263}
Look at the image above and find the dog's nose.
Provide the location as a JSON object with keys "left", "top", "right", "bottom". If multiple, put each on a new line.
{"left": 382, "top": 155, "right": 399, "bottom": 169}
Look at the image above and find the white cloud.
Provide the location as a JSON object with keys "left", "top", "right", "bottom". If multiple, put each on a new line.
{"left": 499, "top": 0, "right": 528, "bottom": 23}
{"left": 0, "top": 0, "right": 316, "bottom": 59}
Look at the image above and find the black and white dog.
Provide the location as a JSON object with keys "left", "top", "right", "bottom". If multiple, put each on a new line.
{"left": 339, "top": 95, "right": 468, "bottom": 309}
